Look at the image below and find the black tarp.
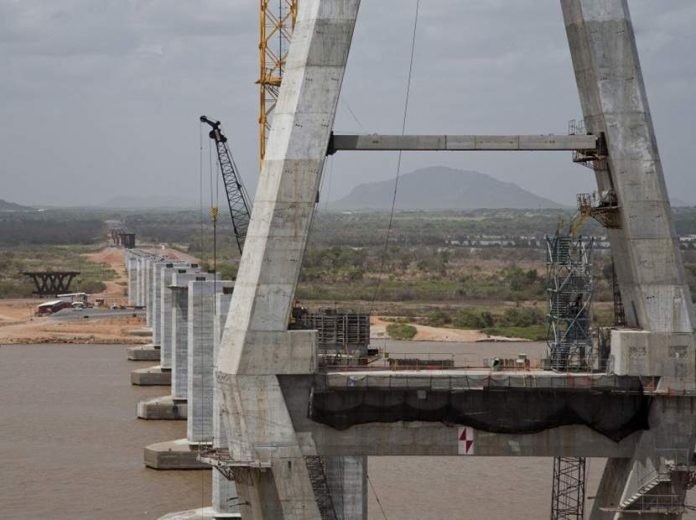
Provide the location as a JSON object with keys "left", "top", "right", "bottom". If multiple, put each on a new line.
{"left": 309, "top": 381, "right": 651, "bottom": 442}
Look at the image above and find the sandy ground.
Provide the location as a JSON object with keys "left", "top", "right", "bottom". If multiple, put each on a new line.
{"left": 0, "top": 246, "right": 184, "bottom": 345}
{"left": 371, "top": 316, "right": 528, "bottom": 342}
{"left": 1, "top": 245, "right": 521, "bottom": 345}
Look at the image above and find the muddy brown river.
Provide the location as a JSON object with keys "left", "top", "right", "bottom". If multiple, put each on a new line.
{"left": 1, "top": 343, "right": 694, "bottom": 519}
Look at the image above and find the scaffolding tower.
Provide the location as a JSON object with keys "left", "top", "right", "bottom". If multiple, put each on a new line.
{"left": 545, "top": 235, "right": 594, "bottom": 371}
{"left": 547, "top": 235, "right": 592, "bottom": 520}
{"left": 550, "top": 457, "right": 587, "bottom": 520}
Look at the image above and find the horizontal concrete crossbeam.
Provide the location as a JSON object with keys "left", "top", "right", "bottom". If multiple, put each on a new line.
{"left": 328, "top": 133, "right": 599, "bottom": 154}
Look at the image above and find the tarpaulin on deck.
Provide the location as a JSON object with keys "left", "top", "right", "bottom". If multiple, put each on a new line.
{"left": 309, "top": 377, "right": 651, "bottom": 442}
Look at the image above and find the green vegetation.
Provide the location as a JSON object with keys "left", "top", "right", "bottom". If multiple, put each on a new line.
{"left": 386, "top": 323, "right": 418, "bottom": 340}
{"left": 418, "top": 306, "right": 546, "bottom": 339}
{"left": 0, "top": 245, "right": 116, "bottom": 298}
{"left": 482, "top": 325, "right": 546, "bottom": 341}
{"left": 0, "top": 210, "right": 104, "bottom": 246}
{"left": 5, "top": 206, "right": 696, "bottom": 341}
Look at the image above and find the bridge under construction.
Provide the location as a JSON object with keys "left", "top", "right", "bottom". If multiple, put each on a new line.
{"left": 205, "top": 0, "right": 696, "bottom": 518}
{"left": 113, "top": 1, "right": 696, "bottom": 518}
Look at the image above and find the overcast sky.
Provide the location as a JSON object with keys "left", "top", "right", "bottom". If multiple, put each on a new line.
{"left": 1, "top": 0, "right": 695, "bottom": 207}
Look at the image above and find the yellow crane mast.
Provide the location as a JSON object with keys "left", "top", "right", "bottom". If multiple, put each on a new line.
{"left": 258, "top": 0, "right": 299, "bottom": 162}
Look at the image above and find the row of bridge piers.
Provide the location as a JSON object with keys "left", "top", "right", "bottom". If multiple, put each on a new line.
{"left": 125, "top": 249, "right": 241, "bottom": 519}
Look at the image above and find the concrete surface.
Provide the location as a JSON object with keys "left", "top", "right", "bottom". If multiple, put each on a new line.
{"left": 128, "top": 344, "right": 160, "bottom": 361}
{"left": 131, "top": 365, "right": 171, "bottom": 386}
{"left": 144, "top": 438, "right": 211, "bottom": 470}
{"left": 137, "top": 395, "right": 187, "bottom": 420}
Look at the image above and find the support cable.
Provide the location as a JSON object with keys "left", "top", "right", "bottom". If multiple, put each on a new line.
{"left": 372, "top": 0, "right": 420, "bottom": 303}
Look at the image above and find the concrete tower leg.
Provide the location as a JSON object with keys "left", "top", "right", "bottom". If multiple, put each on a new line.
{"left": 213, "top": 291, "right": 238, "bottom": 517}
{"left": 562, "top": 0, "right": 695, "bottom": 342}
{"left": 216, "top": 1, "right": 362, "bottom": 518}
{"left": 325, "top": 456, "right": 368, "bottom": 519}
{"left": 562, "top": 1, "right": 696, "bottom": 517}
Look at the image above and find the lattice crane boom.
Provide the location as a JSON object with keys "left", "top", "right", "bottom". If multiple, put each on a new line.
{"left": 259, "top": 0, "right": 299, "bottom": 162}
{"left": 200, "top": 115, "right": 253, "bottom": 255}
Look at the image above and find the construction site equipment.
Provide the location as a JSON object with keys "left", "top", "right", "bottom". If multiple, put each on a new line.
{"left": 550, "top": 457, "right": 586, "bottom": 520}
{"left": 259, "top": 0, "right": 299, "bottom": 162}
{"left": 200, "top": 116, "right": 253, "bottom": 254}
{"left": 23, "top": 271, "right": 80, "bottom": 297}
{"left": 296, "top": 311, "right": 370, "bottom": 355}
{"left": 546, "top": 235, "right": 592, "bottom": 519}
{"left": 545, "top": 235, "right": 594, "bottom": 371}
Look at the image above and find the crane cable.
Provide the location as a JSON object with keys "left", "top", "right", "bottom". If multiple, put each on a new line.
{"left": 372, "top": 0, "right": 421, "bottom": 306}
{"left": 199, "top": 124, "right": 206, "bottom": 250}
{"left": 368, "top": 474, "right": 389, "bottom": 520}
{"left": 197, "top": 119, "right": 224, "bottom": 516}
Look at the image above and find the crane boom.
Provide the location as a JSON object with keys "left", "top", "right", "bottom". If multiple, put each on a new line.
{"left": 200, "top": 115, "right": 253, "bottom": 254}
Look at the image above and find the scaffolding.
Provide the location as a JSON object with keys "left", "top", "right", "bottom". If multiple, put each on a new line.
{"left": 545, "top": 235, "right": 595, "bottom": 371}
{"left": 550, "top": 457, "right": 586, "bottom": 520}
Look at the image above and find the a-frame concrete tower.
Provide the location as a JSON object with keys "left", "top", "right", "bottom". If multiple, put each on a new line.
{"left": 216, "top": 1, "right": 696, "bottom": 518}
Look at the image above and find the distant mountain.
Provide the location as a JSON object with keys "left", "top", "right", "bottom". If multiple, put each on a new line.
{"left": 0, "top": 199, "right": 34, "bottom": 212}
{"left": 330, "top": 167, "right": 563, "bottom": 211}
{"left": 102, "top": 196, "right": 199, "bottom": 209}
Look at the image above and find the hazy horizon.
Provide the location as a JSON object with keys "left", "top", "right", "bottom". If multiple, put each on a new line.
{"left": 1, "top": 1, "right": 695, "bottom": 207}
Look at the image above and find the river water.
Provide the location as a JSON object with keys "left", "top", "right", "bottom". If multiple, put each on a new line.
{"left": 1, "top": 343, "right": 694, "bottom": 519}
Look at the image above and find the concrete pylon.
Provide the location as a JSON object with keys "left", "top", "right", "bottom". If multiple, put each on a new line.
{"left": 562, "top": 0, "right": 696, "bottom": 517}
{"left": 216, "top": 1, "right": 363, "bottom": 518}
{"left": 212, "top": 0, "right": 695, "bottom": 517}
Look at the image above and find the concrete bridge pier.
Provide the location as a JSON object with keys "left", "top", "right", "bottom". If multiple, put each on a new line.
{"left": 144, "top": 273, "right": 221, "bottom": 470}
{"left": 136, "top": 255, "right": 146, "bottom": 308}
{"left": 144, "top": 256, "right": 154, "bottom": 327}
{"left": 157, "top": 285, "right": 239, "bottom": 520}
{"left": 128, "top": 260, "right": 176, "bottom": 361}
{"left": 132, "top": 266, "right": 199, "bottom": 387}
{"left": 324, "top": 456, "right": 368, "bottom": 520}
{"left": 125, "top": 251, "right": 139, "bottom": 306}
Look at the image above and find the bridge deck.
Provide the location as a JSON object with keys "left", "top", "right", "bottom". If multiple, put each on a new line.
{"left": 276, "top": 372, "right": 666, "bottom": 458}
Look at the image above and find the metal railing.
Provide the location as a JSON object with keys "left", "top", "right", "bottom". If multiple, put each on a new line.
{"left": 315, "top": 372, "right": 649, "bottom": 393}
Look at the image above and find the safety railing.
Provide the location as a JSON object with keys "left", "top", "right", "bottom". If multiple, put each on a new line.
{"left": 315, "top": 372, "right": 649, "bottom": 394}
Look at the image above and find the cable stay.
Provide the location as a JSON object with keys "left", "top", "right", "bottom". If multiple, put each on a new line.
{"left": 372, "top": 0, "right": 421, "bottom": 304}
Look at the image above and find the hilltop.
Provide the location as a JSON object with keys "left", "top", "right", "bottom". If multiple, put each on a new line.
{"left": 330, "top": 166, "right": 563, "bottom": 211}
{"left": 0, "top": 199, "right": 34, "bottom": 212}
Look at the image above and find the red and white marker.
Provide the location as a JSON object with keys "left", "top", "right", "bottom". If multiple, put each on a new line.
{"left": 458, "top": 426, "right": 475, "bottom": 455}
